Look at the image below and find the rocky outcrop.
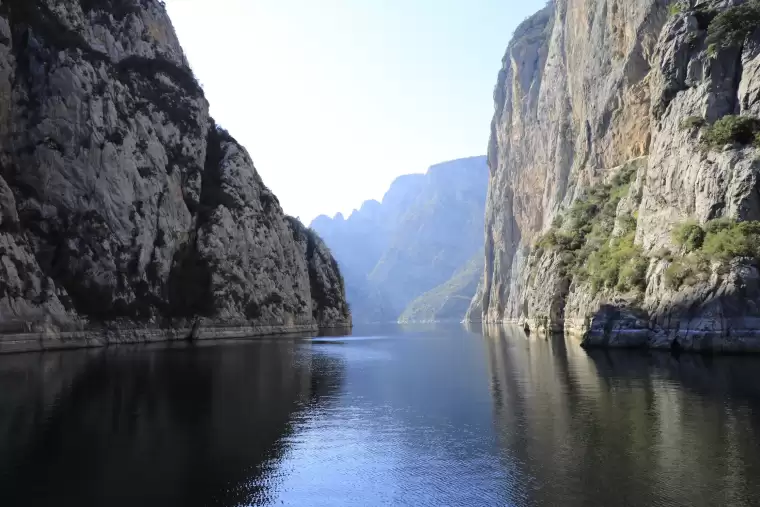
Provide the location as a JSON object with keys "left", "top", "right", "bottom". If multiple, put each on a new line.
{"left": 312, "top": 156, "right": 488, "bottom": 323}
{"left": 469, "top": 0, "right": 760, "bottom": 352}
{"left": 0, "top": 0, "right": 350, "bottom": 353}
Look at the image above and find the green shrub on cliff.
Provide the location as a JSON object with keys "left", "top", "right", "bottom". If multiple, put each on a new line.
{"left": 672, "top": 221, "right": 705, "bottom": 251}
{"left": 702, "top": 115, "right": 760, "bottom": 150}
{"left": 535, "top": 164, "right": 637, "bottom": 252}
{"left": 533, "top": 163, "right": 644, "bottom": 293}
{"left": 704, "top": 217, "right": 734, "bottom": 234}
{"left": 679, "top": 116, "right": 705, "bottom": 131}
{"left": 618, "top": 255, "right": 649, "bottom": 292}
{"left": 665, "top": 218, "right": 760, "bottom": 288}
{"left": 706, "top": 1, "right": 760, "bottom": 56}
{"left": 673, "top": 218, "right": 760, "bottom": 260}
{"left": 702, "top": 220, "right": 760, "bottom": 260}
{"left": 668, "top": 2, "right": 685, "bottom": 17}
{"left": 582, "top": 231, "right": 648, "bottom": 294}
{"left": 536, "top": 229, "right": 583, "bottom": 251}
{"left": 664, "top": 254, "right": 710, "bottom": 289}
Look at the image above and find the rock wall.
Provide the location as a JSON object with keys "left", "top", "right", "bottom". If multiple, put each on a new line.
{"left": 0, "top": 0, "right": 350, "bottom": 352}
{"left": 470, "top": 0, "right": 760, "bottom": 352}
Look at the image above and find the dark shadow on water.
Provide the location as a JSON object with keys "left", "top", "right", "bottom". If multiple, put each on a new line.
{"left": 584, "top": 345, "right": 760, "bottom": 404}
{"left": 0, "top": 340, "right": 345, "bottom": 507}
{"left": 478, "top": 323, "right": 760, "bottom": 507}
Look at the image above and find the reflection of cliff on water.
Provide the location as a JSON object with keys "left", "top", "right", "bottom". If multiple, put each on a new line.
{"left": 481, "top": 325, "right": 760, "bottom": 507}
{"left": 0, "top": 340, "right": 345, "bottom": 507}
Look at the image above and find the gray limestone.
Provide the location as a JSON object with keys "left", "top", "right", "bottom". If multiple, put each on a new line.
{"left": 0, "top": 0, "right": 350, "bottom": 352}
{"left": 469, "top": 0, "right": 760, "bottom": 351}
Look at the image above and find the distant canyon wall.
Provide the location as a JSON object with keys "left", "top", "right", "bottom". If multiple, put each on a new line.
{"left": 312, "top": 156, "right": 488, "bottom": 323}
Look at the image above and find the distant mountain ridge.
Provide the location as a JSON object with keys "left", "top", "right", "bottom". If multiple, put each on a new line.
{"left": 399, "top": 249, "right": 484, "bottom": 324}
{"left": 311, "top": 156, "right": 488, "bottom": 323}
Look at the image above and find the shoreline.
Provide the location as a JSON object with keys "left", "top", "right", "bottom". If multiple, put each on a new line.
{"left": 0, "top": 323, "right": 352, "bottom": 355}
{"left": 474, "top": 319, "right": 760, "bottom": 354}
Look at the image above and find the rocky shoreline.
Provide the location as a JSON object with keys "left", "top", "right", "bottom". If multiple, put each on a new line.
{"left": 510, "top": 315, "right": 760, "bottom": 353}
{"left": 0, "top": 323, "right": 352, "bottom": 355}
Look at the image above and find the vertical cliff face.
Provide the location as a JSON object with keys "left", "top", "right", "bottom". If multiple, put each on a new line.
{"left": 0, "top": 0, "right": 350, "bottom": 348}
{"left": 471, "top": 0, "right": 760, "bottom": 351}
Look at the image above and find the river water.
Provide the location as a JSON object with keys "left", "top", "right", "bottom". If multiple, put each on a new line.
{"left": 1, "top": 324, "right": 760, "bottom": 506}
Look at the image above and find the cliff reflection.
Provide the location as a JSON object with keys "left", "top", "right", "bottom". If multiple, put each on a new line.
{"left": 482, "top": 325, "right": 760, "bottom": 507}
{"left": 0, "top": 340, "right": 345, "bottom": 507}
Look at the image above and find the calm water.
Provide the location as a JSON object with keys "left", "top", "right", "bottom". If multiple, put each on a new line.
{"left": 1, "top": 325, "right": 760, "bottom": 506}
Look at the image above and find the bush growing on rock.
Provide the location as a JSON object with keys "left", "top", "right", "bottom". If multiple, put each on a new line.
{"left": 672, "top": 221, "right": 705, "bottom": 251}
{"left": 664, "top": 254, "right": 710, "bottom": 289}
{"left": 535, "top": 163, "right": 637, "bottom": 253}
{"left": 531, "top": 172, "right": 760, "bottom": 294}
{"left": 704, "top": 217, "right": 734, "bottom": 234}
{"left": 532, "top": 164, "right": 643, "bottom": 292}
{"left": 664, "top": 218, "right": 760, "bottom": 288}
{"left": 618, "top": 255, "right": 649, "bottom": 292}
{"left": 701, "top": 115, "right": 760, "bottom": 150}
{"left": 583, "top": 231, "right": 648, "bottom": 294}
{"left": 706, "top": 0, "right": 760, "bottom": 56}
{"left": 702, "top": 220, "right": 760, "bottom": 260}
{"left": 679, "top": 116, "right": 705, "bottom": 131}
{"left": 668, "top": 2, "right": 685, "bottom": 17}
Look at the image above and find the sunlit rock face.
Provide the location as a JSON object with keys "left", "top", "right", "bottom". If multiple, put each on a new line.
{"left": 469, "top": 0, "right": 760, "bottom": 351}
{"left": 0, "top": 0, "right": 350, "bottom": 351}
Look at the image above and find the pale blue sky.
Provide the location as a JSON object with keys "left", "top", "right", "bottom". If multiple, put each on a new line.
{"left": 164, "top": 0, "right": 545, "bottom": 222}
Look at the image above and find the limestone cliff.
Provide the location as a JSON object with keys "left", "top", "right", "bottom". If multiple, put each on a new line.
{"left": 0, "top": 0, "right": 350, "bottom": 352}
{"left": 469, "top": 0, "right": 760, "bottom": 352}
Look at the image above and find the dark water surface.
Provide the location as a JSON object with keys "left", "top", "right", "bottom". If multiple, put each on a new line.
{"left": 2, "top": 325, "right": 760, "bottom": 506}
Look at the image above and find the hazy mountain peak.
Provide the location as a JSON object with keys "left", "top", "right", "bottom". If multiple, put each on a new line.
{"left": 311, "top": 156, "right": 488, "bottom": 323}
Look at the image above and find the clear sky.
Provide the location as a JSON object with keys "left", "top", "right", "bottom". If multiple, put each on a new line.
{"left": 163, "top": 0, "right": 545, "bottom": 223}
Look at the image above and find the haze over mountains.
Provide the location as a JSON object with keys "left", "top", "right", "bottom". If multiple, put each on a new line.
{"left": 311, "top": 156, "right": 488, "bottom": 323}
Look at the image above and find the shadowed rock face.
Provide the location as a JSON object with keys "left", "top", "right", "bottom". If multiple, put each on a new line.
{"left": 469, "top": 0, "right": 760, "bottom": 351}
{"left": 0, "top": 0, "right": 350, "bottom": 345}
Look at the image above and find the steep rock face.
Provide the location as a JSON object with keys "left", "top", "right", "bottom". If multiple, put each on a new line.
{"left": 470, "top": 0, "right": 760, "bottom": 351}
{"left": 312, "top": 156, "right": 488, "bottom": 323}
{"left": 0, "top": 0, "right": 349, "bottom": 350}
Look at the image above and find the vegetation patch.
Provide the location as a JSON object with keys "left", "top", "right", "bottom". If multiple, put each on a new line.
{"left": 668, "top": 2, "right": 685, "bottom": 17}
{"left": 701, "top": 219, "right": 760, "bottom": 260}
{"left": 664, "top": 253, "right": 710, "bottom": 289}
{"left": 665, "top": 218, "right": 760, "bottom": 288}
{"left": 533, "top": 163, "right": 647, "bottom": 294}
{"left": 580, "top": 230, "right": 648, "bottom": 294}
{"left": 706, "top": 1, "right": 760, "bottom": 56}
{"left": 679, "top": 116, "right": 705, "bottom": 131}
{"left": 672, "top": 221, "right": 705, "bottom": 251}
{"left": 701, "top": 115, "right": 760, "bottom": 150}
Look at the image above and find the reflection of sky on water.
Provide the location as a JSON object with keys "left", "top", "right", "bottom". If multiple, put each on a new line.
{"left": 2, "top": 325, "right": 760, "bottom": 506}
